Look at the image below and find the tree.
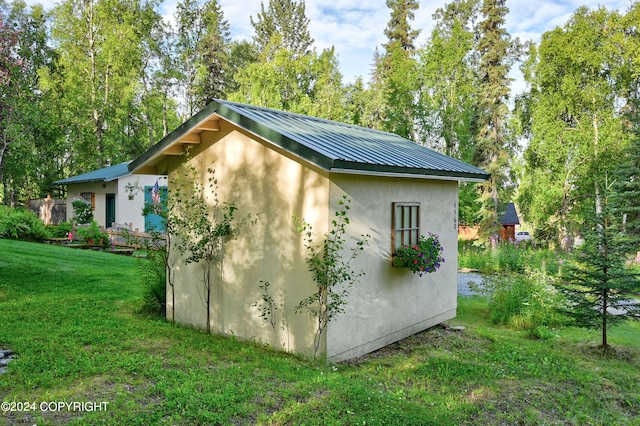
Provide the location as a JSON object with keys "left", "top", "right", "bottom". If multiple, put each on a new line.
{"left": 229, "top": 0, "right": 344, "bottom": 119}
{"left": 0, "top": 6, "right": 25, "bottom": 204}
{"left": 0, "top": 1, "right": 60, "bottom": 205}
{"left": 250, "top": 0, "right": 313, "bottom": 59}
{"left": 418, "top": 0, "right": 479, "bottom": 160}
{"left": 169, "top": 164, "right": 237, "bottom": 334}
{"left": 518, "top": 7, "right": 629, "bottom": 246}
{"left": 610, "top": 2, "right": 640, "bottom": 253}
{"left": 473, "top": 0, "right": 520, "bottom": 240}
{"left": 374, "top": 0, "right": 421, "bottom": 139}
{"left": 174, "top": 0, "right": 230, "bottom": 117}
{"left": 138, "top": 16, "right": 181, "bottom": 149}
{"left": 45, "top": 0, "right": 161, "bottom": 173}
{"left": 559, "top": 180, "right": 640, "bottom": 349}
{"left": 295, "top": 195, "right": 368, "bottom": 359}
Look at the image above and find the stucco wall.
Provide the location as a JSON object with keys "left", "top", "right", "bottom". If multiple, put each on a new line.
{"left": 326, "top": 174, "right": 459, "bottom": 362}
{"left": 64, "top": 174, "right": 161, "bottom": 230}
{"left": 116, "top": 174, "right": 165, "bottom": 231}
{"left": 166, "top": 122, "right": 329, "bottom": 358}
{"left": 64, "top": 181, "right": 118, "bottom": 227}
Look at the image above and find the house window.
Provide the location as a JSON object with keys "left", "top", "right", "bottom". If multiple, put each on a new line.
{"left": 392, "top": 202, "right": 420, "bottom": 251}
{"left": 81, "top": 192, "right": 95, "bottom": 211}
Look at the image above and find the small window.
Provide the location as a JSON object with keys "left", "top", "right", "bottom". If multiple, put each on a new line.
{"left": 392, "top": 202, "right": 420, "bottom": 251}
{"left": 81, "top": 192, "right": 95, "bottom": 211}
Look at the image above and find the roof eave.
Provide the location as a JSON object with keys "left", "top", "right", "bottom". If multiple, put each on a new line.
{"left": 53, "top": 178, "right": 106, "bottom": 186}
{"left": 128, "top": 102, "right": 221, "bottom": 174}
{"left": 330, "top": 162, "right": 490, "bottom": 182}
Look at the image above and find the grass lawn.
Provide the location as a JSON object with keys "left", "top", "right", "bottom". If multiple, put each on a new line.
{"left": 0, "top": 239, "right": 639, "bottom": 425}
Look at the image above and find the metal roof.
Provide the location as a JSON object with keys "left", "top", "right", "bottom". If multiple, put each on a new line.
{"left": 129, "top": 100, "right": 490, "bottom": 182}
{"left": 54, "top": 161, "right": 132, "bottom": 185}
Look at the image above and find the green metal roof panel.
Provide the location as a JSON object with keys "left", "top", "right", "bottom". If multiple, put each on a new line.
{"left": 128, "top": 100, "right": 490, "bottom": 181}
{"left": 215, "top": 100, "right": 490, "bottom": 180}
{"left": 54, "top": 161, "right": 132, "bottom": 185}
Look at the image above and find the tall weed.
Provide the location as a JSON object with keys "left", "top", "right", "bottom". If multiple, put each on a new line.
{"left": 459, "top": 240, "right": 567, "bottom": 276}
{"left": 473, "top": 269, "right": 567, "bottom": 338}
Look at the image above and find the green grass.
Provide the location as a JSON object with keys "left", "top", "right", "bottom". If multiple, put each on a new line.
{"left": 1, "top": 239, "right": 639, "bottom": 425}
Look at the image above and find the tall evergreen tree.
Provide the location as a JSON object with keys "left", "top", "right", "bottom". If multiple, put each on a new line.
{"left": 374, "top": 0, "right": 420, "bottom": 139}
{"left": 175, "top": 0, "right": 230, "bottom": 117}
{"left": 139, "top": 17, "right": 181, "bottom": 148}
{"left": 611, "top": 1, "right": 640, "bottom": 253}
{"left": 230, "top": 0, "right": 344, "bottom": 119}
{"left": 473, "top": 0, "right": 519, "bottom": 240}
{"left": 418, "top": 0, "right": 479, "bottom": 159}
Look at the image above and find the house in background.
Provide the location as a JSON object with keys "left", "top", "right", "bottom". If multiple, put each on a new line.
{"left": 500, "top": 202, "right": 520, "bottom": 241}
{"left": 129, "top": 99, "right": 490, "bottom": 361}
{"left": 54, "top": 161, "right": 166, "bottom": 232}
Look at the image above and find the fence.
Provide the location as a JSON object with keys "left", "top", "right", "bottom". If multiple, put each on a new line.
{"left": 104, "top": 223, "right": 166, "bottom": 249}
{"left": 29, "top": 196, "right": 66, "bottom": 225}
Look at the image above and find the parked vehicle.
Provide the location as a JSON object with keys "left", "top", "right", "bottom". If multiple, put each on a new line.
{"left": 515, "top": 231, "right": 532, "bottom": 242}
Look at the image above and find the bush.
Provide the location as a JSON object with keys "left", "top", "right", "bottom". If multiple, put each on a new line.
{"left": 48, "top": 222, "right": 73, "bottom": 238}
{"left": 137, "top": 247, "right": 166, "bottom": 316}
{"left": 472, "top": 268, "right": 567, "bottom": 338}
{"left": 72, "top": 199, "right": 93, "bottom": 224}
{"left": 0, "top": 206, "right": 49, "bottom": 241}
{"left": 77, "top": 220, "right": 109, "bottom": 247}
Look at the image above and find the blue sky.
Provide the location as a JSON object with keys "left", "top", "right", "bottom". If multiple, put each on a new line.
{"left": 21, "top": 0, "right": 635, "bottom": 94}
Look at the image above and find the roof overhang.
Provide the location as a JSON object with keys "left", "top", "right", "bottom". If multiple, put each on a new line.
{"left": 129, "top": 102, "right": 221, "bottom": 175}
{"left": 330, "top": 168, "right": 489, "bottom": 182}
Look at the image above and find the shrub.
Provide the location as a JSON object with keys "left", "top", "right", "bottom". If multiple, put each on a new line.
{"left": 48, "top": 222, "right": 73, "bottom": 238}
{"left": 72, "top": 199, "right": 93, "bottom": 224}
{"left": 0, "top": 206, "right": 49, "bottom": 241}
{"left": 137, "top": 247, "right": 167, "bottom": 316}
{"left": 473, "top": 268, "right": 567, "bottom": 338}
{"left": 77, "top": 220, "right": 109, "bottom": 247}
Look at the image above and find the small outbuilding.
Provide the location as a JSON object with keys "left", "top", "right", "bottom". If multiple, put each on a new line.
{"left": 54, "top": 162, "right": 166, "bottom": 232}
{"left": 129, "top": 100, "right": 490, "bottom": 361}
{"left": 500, "top": 202, "right": 520, "bottom": 241}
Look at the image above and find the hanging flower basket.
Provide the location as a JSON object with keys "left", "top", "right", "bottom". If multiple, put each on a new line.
{"left": 392, "top": 233, "right": 445, "bottom": 277}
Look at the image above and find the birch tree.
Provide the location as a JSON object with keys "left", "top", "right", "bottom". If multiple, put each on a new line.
{"left": 518, "top": 7, "right": 629, "bottom": 245}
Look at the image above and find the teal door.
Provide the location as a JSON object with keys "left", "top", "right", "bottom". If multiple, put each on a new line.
{"left": 106, "top": 193, "right": 116, "bottom": 228}
{"left": 144, "top": 185, "right": 167, "bottom": 232}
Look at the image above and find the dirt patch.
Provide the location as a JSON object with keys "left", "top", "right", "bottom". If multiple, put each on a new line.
{"left": 341, "top": 323, "right": 491, "bottom": 365}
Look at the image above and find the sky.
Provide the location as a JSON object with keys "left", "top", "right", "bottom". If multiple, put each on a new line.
{"left": 20, "top": 0, "right": 635, "bottom": 95}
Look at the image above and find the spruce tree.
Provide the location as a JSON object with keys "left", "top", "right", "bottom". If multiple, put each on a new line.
{"left": 472, "top": 0, "right": 519, "bottom": 240}
{"left": 375, "top": 0, "right": 421, "bottom": 139}
{"left": 559, "top": 181, "right": 640, "bottom": 349}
